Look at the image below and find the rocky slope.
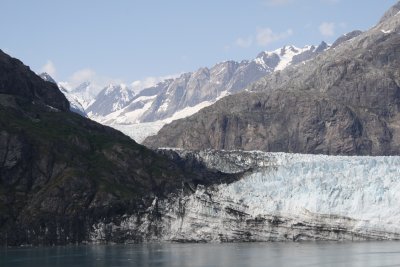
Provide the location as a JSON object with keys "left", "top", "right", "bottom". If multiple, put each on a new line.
{"left": 0, "top": 49, "right": 237, "bottom": 246}
{"left": 144, "top": 2, "right": 400, "bottom": 156}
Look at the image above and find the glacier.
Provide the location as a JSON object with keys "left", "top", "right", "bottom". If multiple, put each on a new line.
{"left": 90, "top": 150, "right": 400, "bottom": 242}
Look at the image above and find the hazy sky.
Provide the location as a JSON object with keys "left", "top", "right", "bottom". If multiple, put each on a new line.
{"left": 1, "top": 0, "right": 397, "bottom": 89}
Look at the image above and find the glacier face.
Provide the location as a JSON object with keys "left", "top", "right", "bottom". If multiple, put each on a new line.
{"left": 90, "top": 150, "right": 400, "bottom": 242}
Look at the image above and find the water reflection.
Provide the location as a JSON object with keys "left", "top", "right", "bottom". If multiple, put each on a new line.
{"left": 2, "top": 242, "right": 400, "bottom": 267}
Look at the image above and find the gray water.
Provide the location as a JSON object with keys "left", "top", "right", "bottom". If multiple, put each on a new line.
{"left": 2, "top": 242, "right": 400, "bottom": 267}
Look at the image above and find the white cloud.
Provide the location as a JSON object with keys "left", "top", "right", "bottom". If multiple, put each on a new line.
{"left": 40, "top": 60, "right": 57, "bottom": 77}
{"left": 319, "top": 22, "right": 335, "bottom": 37}
{"left": 131, "top": 73, "right": 181, "bottom": 94}
{"left": 69, "top": 68, "right": 96, "bottom": 86}
{"left": 66, "top": 68, "right": 124, "bottom": 94}
{"left": 256, "top": 27, "right": 293, "bottom": 46}
{"left": 235, "top": 36, "right": 253, "bottom": 48}
{"left": 64, "top": 67, "right": 181, "bottom": 95}
{"left": 233, "top": 27, "right": 293, "bottom": 49}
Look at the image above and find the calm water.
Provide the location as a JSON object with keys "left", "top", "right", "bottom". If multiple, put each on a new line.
{"left": 2, "top": 242, "right": 400, "bottom": 267}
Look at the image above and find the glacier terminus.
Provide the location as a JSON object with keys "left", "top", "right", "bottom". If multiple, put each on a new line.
{"left": 90, "top": 150, "right": 400, "bottom": 243}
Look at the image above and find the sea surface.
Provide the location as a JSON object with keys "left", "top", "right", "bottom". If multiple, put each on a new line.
{"left": 2, "top": 242, "right": 400, "bottom": 267}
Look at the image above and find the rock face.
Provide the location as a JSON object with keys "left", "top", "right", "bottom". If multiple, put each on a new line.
{"left": 144, "top": 3, "right": 400, "bottom": 156}
{"left": 90, "top": 149, "right": 400, "bottom": 243}
{"left": 0, "top": 51, "right": 237, "bottom": 246}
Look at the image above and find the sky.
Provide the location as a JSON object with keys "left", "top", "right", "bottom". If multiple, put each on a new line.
{"left": 1, "top": 0, "right": 397, "bottom": 91}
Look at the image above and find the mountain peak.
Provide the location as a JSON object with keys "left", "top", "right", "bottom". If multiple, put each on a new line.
{"left": 379, "top": 1, "right": 400, "bottom": 24}
{"left": 104, "top": 83, "right": 130, "bottom": 95}
{"left": 39, "top": 72, "right": 57, "bottom": 84}
{"left": 280, "top": 45, "right": 299, "bottom": 55}
{"left": 315, "top": 41, "right": 329, "bottom": 53}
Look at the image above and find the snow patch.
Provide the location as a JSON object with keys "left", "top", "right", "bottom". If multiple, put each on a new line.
{"left": 381, "top": 29, "right": 392, "bottom": 34}
{"left": 164, "top": 100, "right": 214, "bottom": 123}
{"left": 275, "top": 45, "right": 303, "bottom": 71}
{"left": 255, "top": 45, "right": 319, "bottom": 71}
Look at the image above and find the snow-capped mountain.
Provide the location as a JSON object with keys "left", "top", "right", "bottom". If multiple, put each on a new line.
{"left": 86, "top": 84, "right": 135, "bottom": 117}
{"left": 39, "top": 73, "right": 86, "bottom": 116}
{"left": 94, "top": 42, "right": 329, "bottom": 142}
{"left": 140, "top": 42, "right": 329, "bottom": 124}
{"left": 255, "top": 42, "right": 328, "bottom": 71}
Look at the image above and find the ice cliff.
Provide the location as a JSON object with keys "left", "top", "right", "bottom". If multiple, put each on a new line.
{"left": 90, "top": 150, "right": 400, "bottom": 242}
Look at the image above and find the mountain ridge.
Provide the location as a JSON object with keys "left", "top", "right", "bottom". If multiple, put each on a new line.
{"left": 81, "top": 42, "right": 330, "bottom": 142}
